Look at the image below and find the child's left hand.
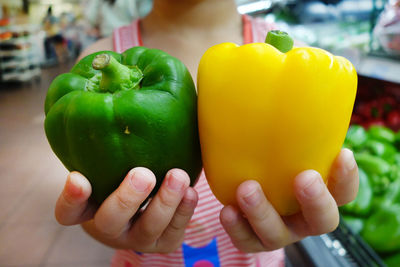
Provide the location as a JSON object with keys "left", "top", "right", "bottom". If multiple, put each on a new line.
{"left": 219, "top": 148, "right": 358, "bottom": 252}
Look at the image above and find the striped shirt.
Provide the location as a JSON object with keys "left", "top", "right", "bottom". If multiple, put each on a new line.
{"left": 111, "top": 15, "right": 285, "bottom": 267}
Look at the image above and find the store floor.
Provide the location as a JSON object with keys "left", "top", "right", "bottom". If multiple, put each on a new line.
{"left": 0, "top": 63, "right": 115, "bottom": 267}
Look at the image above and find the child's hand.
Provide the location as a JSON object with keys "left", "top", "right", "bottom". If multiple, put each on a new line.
{"left": 219, "top": 148, "right": 359, "bottom": 253}
{"left": 55, "top": 167, "right": 198, "bottom": 253}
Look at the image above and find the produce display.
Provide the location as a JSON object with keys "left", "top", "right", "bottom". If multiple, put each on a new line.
{"left": 351, "top": 77, "right": 400, "bottom": 131}
{"left": 44, "top": 47, "right": 202, "bottom": 204}
{"left": 341, "top": 124, "right": 400, "bottom": 267}
{"left": 198, "top": 30, "right": 357, "bottom": 216}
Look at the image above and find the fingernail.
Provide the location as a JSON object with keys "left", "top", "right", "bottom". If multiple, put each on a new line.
{"left": 300, "top": 171, "right": 324, "bottom": 199}
{"left": 182, "top": 189, "right": 197, "bottom": 207}
{"left": 67, "top": 172, "right": 83, "bottom": 197}
{"left": 343, "top": 149, "right": 356, "bottom": 172}
{"left": 242, "top": 184, "right": 261, "bottom": 206}
{"left": 130, "top": 168, "right": 152, "bottom": 192}
{"left": 166, "top": 170, "right": 186, "bottom": 192}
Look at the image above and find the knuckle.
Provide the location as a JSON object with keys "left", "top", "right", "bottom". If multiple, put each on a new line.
{"left": 259, "top": 229, "right": 291, "bottom": 251}
{"left": 249, "top": 203, "right": 274, "bottom": 222}
{"left": 93, "top": 216, "right": 126, "bottom": 240}
{"left": 159, "top": 190, "right": 179, "bottom": 210}
{"left": 139, "top": 224, "right": 159, "bottom": 242}
{"left": 115, "top": 190, "right": 137, "bottom": 210}
{"left": 94, "top": 222, "right": 122, "bottom": 239}
{"left": 168, "top": 220, "right": 184, "bottom": 235}
{"left": 176, "top": 203, "right": 194, "bottom": 218}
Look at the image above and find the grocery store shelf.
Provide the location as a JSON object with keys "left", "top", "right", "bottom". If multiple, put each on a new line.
{"left": 0, "top": 23, "right": 42, "bottom": 82}
{"left": 1, "top": 67, "right": 40, "bottom": 82}
{"left": 356, "top": 55, "right": 400, "bottom": 84}
{"left": 0, "top": 36, "right": 34, "bottom": 45}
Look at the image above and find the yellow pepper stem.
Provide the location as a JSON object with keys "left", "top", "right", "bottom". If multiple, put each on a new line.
{"left": 265, "top": 30, "right": 294, "bottom": 53}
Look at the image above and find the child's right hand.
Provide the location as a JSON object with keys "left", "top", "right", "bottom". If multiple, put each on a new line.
{"left": 54, "top": 167, "right": 198, "bottom": 253}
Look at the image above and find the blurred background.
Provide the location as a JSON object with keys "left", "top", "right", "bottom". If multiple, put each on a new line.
{"left": 0, "top": 0, "right": 399, "bottom": 266}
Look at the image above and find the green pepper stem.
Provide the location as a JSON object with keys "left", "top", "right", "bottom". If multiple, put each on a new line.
{"left": 265, "top": 30, "right": 294, "bottom": 53}
{"left": 92, "top": 54, "right": 143, "bottom": 93}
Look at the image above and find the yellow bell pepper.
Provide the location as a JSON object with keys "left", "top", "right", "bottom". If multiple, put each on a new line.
{"left": 197, "top": 31, "right": 357, "bottom": 216}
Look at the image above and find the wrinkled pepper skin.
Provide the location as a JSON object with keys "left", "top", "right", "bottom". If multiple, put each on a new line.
{"left": 198, "top": 42, "right": 357, "bottom": 215}
{"left": 45, "top": 47, "right": 202, "bottom": 204}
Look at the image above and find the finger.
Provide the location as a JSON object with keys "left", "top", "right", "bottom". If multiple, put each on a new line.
{"left": 292, "top": 170, "right": 339, "bottom": 236}
{"left": 327, "top": 148, "right": 359, "bottom": 206}
{"left": 220, "top": 205, "right": 265, "bottom": 253}
{"left": 94, "top": 167, "right": 156, "bottom": 239}
{"left": 129, "top": 169, "right": 190, "bottom": 247}
{"left": 157, "top": 187, "right": 198, "bottom": 252}
{"left": 55, "top": 172, "right": 94, "bottom": 225}
{"left": 235, "top": 180, "right": 291, "bottom": 250}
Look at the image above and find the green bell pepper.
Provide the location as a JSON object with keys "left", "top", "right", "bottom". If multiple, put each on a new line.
{"left": 364, "top": 139, "right": 397, "bottom": 163}
{"left": 354, "top": 153, "right": 391, "bottom": 176}
{"left": 395, "top": 153, "right": 400, "bottom": 165}
{"left": 344, "top": 125, "right": 368, "bottom": 150}
{"left": 384, "top": 252, "right": 400, "bottom": 267}
{"left": 383, "top": 178, "right": 400, "bottom": 205}
{"left": 368, "top": 126, "right": 396, "bottom": 144}
{"left": 361, "top": 204, "right": 400, "bottom": 253}
{"left": 354, "top": 153, "right": 391, "bottom": 194}
{"left": 340, "top": 168, "right": 372, "bottom": 216}
{"left": 44, "top": 47, "right": 202, "bottom": 204}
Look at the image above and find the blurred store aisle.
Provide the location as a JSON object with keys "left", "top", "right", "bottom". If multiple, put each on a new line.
{"left": 0, "top": 63, "right": 114, "bottom": 267}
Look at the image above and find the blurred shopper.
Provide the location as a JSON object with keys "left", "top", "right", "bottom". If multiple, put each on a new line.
{"left": 43, "top": 6, "right": 67, "bottom": 64}
{"left": 85, "top": 0, "right": 140, "bottom": 37}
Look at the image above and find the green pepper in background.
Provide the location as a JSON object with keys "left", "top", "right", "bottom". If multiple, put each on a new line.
{"left": 361, "top": 204, "right": 400, "bottom": 253}
{"left": 340, "top": 168, "right": 372, "bottom": 216}
{"left": 364, "top": 139, "right": 397, "bottom": 163}
{"left": 44, "top": 48, "right": 202, "bottom": 204}
{"left": 384, "top": 179, "right": 400, "bottom": 205}
{"left": 371, "top": 178, "right": 400, "bottom": 212}
{"left": 344, "top": 125, "right": 368, "bottom": 150}
{"left": 395, "top": 153, "right": 400, "bottom": 165}
{"left": 343, "top": 124, "right": 400, "bottom": 260}
{"left": 342, "top": 215, "right": 365, "bottom": 235}
{"left": 371, "top": 174, "right": 391, "bottom": 195}
{"left": 354, "top": 153, "right": 391, "bottom": 194}
{"left": 389, "top": 164, "right": 400, "bottom": 182}
{"left": 354, "top": 153, "right": 391, "bottom": 176}
{"left": 384, "top": 252, "right": 400, "bottom": 267}
{"left": 368, "top": 125, "right": 396, "bottom": 144}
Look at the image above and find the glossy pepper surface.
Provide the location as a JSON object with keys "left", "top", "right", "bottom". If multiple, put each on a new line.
{"left": 45, "top": 47, "right": 202, "bottom": 204}
{"left": 198, "top": 31, "right": 357, "bottom": 215}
